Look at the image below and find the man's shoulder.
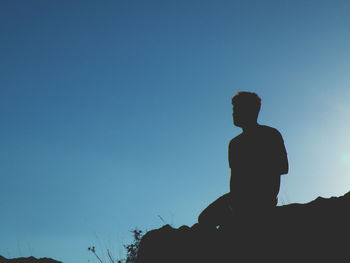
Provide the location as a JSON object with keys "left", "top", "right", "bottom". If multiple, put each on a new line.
{"left": 229, "top": 125, "right": 284, "bottom": 148}
{"left": 229, "top": 132, "right": 244, "bottom": 146}
{"left": 258, "top": 125, "right": 283, "bottom": 137}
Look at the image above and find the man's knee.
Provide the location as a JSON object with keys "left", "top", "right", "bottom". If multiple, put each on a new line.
{"left": 198, "top": 193, "right": 233, "bottom": 227}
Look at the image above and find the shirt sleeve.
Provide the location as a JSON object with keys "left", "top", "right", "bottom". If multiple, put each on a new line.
{"left": 228, "top": 138, "right": 238, "bottom": 169}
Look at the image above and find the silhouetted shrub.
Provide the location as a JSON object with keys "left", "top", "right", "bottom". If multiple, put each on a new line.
{"left": 88, "top": 229, "right": 143, "bottom": 263}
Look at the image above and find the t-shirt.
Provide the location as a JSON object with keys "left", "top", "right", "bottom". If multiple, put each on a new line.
{"left": 228, "top": 125, "right": 288, "bottom": 207}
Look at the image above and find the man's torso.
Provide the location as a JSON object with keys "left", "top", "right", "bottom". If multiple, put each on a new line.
{"left": 228, "top": 125, "right": 288, "bottom": 207}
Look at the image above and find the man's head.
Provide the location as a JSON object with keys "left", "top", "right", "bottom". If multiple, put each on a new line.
{"left": 232, "top": 91, "right": 261, "bottom": 128}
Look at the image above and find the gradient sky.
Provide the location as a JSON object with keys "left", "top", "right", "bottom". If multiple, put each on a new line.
{"left": 1, "top": 1, "right": 350, "bottom": 262}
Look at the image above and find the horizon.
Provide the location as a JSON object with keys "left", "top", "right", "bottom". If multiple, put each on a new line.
{"left": 1, "top": 1, "right": 350, "bottom": 262}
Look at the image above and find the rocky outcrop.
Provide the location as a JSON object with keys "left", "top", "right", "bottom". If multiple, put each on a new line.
{"left": 0, "top": 256, "right": 62, "bottom": 263}
{"left": 136, "top": 191, "right": 350, "bottom": 263}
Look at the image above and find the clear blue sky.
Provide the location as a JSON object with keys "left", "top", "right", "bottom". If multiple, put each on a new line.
{"left": 1, "top": 0, "right": 350, "bottom": 262}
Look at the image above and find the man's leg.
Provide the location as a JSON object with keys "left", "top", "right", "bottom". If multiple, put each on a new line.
{"left": 198, "top": 193, "right": 233, "bottom": 229}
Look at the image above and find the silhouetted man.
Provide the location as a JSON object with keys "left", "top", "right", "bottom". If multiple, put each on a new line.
{"left": 198, "top": 91, "right": 288, "bottom": 229}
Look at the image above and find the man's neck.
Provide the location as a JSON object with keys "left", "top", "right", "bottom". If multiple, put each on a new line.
{"left": 242, "top": 123, "right": 259, "bottom": 133}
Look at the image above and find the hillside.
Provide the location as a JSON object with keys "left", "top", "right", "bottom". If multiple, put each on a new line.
{"left": 0, "top": 255, "right": 62, "bottom": 263}
{"left": 136, "top": 190, "right": 350, "bottom": 263}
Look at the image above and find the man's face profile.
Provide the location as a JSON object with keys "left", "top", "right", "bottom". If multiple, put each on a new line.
{"left": 233, "top": 104, "right": 243, "bottom": 127}
{"left": 232, "top": 103, "right": 257, "bottom": 128}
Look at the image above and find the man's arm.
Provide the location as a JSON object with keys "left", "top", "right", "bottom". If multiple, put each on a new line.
{"left": 274, "top": 130, "right": 288, "bottom": 175}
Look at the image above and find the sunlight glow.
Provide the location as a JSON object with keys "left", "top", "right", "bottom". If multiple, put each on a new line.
{"left": 341, "top": 152, "right": 350, "bottom": 165}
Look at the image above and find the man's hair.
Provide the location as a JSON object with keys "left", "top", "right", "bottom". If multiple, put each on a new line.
{"left": 232, "top": 91, "right": 262, "bottom": 114}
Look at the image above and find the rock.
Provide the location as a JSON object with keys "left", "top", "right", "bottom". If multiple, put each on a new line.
{"left": 136, "top": 190, "right": 350, "bottom": 263}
